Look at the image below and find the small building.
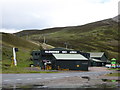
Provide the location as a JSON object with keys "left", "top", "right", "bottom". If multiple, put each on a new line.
{"left": 89, "top": 52, "right": 108, "bottom": 66}
{"left": 31, "top": 48, "right": 90, "bottom": 71}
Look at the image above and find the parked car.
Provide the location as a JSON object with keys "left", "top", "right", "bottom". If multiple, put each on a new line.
{"left": 105, "top": 64, "right": 120, "bottom": 68}
{"left": 105, "top": 64, "right": 112, "bottom": 68}
{"left": 116, "top": 65, "right": 120, "bottom": 68}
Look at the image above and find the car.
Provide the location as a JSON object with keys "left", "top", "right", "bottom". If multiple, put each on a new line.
{"left": 105, "top": 64, "right": 112, "bottom": 68}
{"left": 116, "top": 65, "right": 120, "bottom": 68}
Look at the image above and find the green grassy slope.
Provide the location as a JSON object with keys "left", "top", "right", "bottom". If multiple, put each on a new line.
{"left": 15, "top": 17, "right": 119, "bottom": 62}
{"left": 1, "top": 33, "right": 40, "bottom": 73}
{"left": 2, "top": 33, "right": 39, "bottom": 49}
{"left": 14, "top": 27, "right": 66, "bottom": 37}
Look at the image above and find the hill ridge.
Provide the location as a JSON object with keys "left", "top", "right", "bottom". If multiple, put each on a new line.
{"left": 14, "top": 16, "right": 119, "bottom": 61}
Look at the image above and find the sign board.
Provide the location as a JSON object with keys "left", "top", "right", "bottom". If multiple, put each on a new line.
{"left": 44, "top": 50, "right": 78, "bottom": 54}
{"left": 15, "top": 48, "right": 18, "bottom": 52}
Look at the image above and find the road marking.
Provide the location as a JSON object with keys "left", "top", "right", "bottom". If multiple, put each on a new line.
{"left": 27, "top": 78, "right": 32, "bottom": 80}
{"left": 36, "top": 78, "right": 41, "bottom": 79}
{"left": 59, "top": 76, "right": 64, "bottom": 77}
{"left": 65, "top": 76, "right": 69, "bottom": 77}
{"left": 4, "top": 80, "right": 10, "bottom": 82}
{"left": 44, "top": 78, "right": 50, "bottom": 79}
{"left": 52, "top": 77, "right": 56, "bottom": 78}
{"left": 16, "top": 79, "right": 22, "bottom": 80}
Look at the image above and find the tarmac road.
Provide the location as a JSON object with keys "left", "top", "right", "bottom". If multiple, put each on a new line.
{"left": 2, "top": 67, "right": 114, "bottom": 88}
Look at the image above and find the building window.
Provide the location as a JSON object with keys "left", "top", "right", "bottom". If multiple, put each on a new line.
{"left": 35, "top": 53, "right": 37, "bottom": 56}
{"left": 38, "top": 53, "right": 40, "bottom": 55}
{"left": 76, "top": 65, "right": 80, "bottom": 67}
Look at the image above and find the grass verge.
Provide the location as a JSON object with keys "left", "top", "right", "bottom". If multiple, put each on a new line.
{"left": 106, "top": 73, "right": 120, "bottom": 77}
{"left": 2, "top": 67, "right": 59, "bottom": 73}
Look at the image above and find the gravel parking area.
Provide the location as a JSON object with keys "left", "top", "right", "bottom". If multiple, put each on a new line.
{"left": 23, "top": 67, "right": 119, "bottom": 88}
{"left": 32, "top": 67, "right": 119, "bottom": 88}
{"left": 2, "top": 67, "right": 119, "bottom": 88}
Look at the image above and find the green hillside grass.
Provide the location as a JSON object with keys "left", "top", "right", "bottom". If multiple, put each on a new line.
{"left": 1, "top": 33, "right": 56, "bottom": 73}
{"left": 2, "top": 46, "right": 33, "bottom": 72}
{"left": 2, "top": 33, "right": 39, "bottom": 49}
{"left": 1, "top": 33, "right": 41, "bottom": 73}
{"left": 15, "top": 18, "right": 119, "bottom": 62}
{"left": 14, "top": 27, "right": 66, "bottom": 37}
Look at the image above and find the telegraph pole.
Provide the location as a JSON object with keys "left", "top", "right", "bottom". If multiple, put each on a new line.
{"left": 64, "top": 42, "right": 68, "bottom": 49}
{"left": 43, "top": 34, "right": 49, "bottom": 44}
{"left": 43, "top": 36, "right": 46, "bottom": 44}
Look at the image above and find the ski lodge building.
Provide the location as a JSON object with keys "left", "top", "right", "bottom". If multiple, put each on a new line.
{"left": 31, "top": 48, "right": 108, "bottom": 71}
{"left": 31, "top": 48, "right": 90, "bottom": 71}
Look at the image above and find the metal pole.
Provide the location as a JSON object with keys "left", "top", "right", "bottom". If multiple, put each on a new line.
{"left": 66, "top": 44, "right": 67, "bottom": 49}
{"left": 65, "top": 42, "right": 68, "bottom": 49}
{"left": 44, "top": 36, "right": 46, "bottom": 43}
{"left": 44, "top": 63, "right": 47, "bottom": 70}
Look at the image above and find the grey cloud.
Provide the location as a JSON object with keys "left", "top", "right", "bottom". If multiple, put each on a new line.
{"left": 2, "top": 13, "right": 51, "bottom": 30}
{"left": 2, "top": 0, "right": 55, "bottom": 30}
{"left": 1, "top": 0, "right": 118, "bottom": 33}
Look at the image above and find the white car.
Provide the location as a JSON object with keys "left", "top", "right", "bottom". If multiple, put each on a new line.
{"left": 105, "top": 64, "right": 112, "bottom": 68}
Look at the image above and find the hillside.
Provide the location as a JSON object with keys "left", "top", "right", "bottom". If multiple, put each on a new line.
{"left": 15, "top": 16, "right": 119, "bottom": 62}
{"left": 1, "top": 33, "right": 41, "bottom": 73}
{"left": 2, "top": 33, "right": 40, "bottom": 49}
{"left": 14, "top": 27, "right": 67, "bottom": 37}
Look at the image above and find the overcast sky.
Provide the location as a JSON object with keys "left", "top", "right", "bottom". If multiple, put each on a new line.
{"left": 1, "top": 0, "right": 119, "bottom": 33}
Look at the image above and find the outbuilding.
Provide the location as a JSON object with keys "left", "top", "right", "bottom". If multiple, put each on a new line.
{"left": 89, "top": 52, "right": 108, "bottom": 66}
{"left": 31, "top": 48, "right": 90, "bottom": 71}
